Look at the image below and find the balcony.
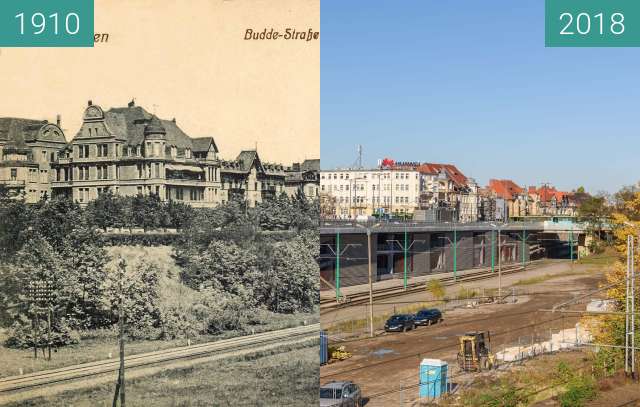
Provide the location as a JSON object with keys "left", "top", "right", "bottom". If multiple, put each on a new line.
{"left": 0, "top": 180, "right": 26, "bottom": 188}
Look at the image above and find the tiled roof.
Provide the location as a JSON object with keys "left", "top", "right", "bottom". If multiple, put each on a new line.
{"left": 301, "top": 159, "right": 320, "bottom": 172}
{"left": 529, "top": 185, "right": 574, "bottom": 203}
{"left": 422, "top": 163, "right": 468, "bottom": 186}
{"left": 192, "top": 137, "right": 218, "bottom": 153}
{"left": 0, "top": 118, "right": 66, "bottom": 148}
{"left": 102, "top": 106, "right": 195, "bottom": 149}
{"left": 237, "top": 150, "right": 259, "bottom": 171}
{"left": 488, "top": 179, "right": 523, "bottom": 200}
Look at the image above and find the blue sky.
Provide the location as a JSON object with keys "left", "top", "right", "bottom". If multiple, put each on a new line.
{"left": 321, "top": 1, "right": 640, "bottom": 194}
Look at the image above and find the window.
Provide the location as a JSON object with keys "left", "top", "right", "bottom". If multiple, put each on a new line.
{"left": 10, "top": 168, "right": 17, "bottom": 181}
{"left": 137, "top": 186, "right": 143, "bottom": 195}
{"left": 154, "top": 163, "right": 160, "bottom": 178}
{"left": 79, "top": 166, "right": 90, "bottom": 180}
{"left": 97, "top": 165, "right": 109, "bottom": 180}
{"left": 78, "top": 188, "right": 89, "bottom": 203}
{"left": 155, "top": 186, "right": 160, "bottom": 196}
{"left": 176, "top": 188, "right": 183, "bottom": 200}
{"left": 137, "top": 164, "right": 143, "bottom": 179}
{"left": 97, "top": 144, "right": 108, "bottom": 157}
{"left": 78, "top": 145, "right": 90, "bottom": 158}
{"left": 42, "top": 151, "right": 47, "bottom": 161}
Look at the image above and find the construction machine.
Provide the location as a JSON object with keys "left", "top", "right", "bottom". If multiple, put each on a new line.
{"left": 457, "top": 331, "right": 496, "bottom": 372}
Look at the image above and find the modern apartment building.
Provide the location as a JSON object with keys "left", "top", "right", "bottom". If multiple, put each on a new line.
{"left": 0, "top": 117, "right": 67, "bottom": 203}
{"left": 320, "top": 167, "right": 421, "bottom": 218}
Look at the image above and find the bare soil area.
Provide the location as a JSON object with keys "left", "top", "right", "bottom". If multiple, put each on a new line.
{"left": 321, "top": 264, "right": 605, "bottom": 406}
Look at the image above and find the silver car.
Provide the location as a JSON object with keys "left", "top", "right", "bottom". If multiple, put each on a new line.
{"left": 320, "top": 381, "right": 362, "bottom": 407}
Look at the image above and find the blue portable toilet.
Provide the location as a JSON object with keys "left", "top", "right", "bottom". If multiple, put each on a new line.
{"left": 320, "top": 331, "right": 329, "bottom": 365}
{"left": 419, "top": 358, "right": 448, "bottom": 400}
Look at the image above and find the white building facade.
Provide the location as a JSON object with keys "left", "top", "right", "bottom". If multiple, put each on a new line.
{"left": 320, "top": 168, "right": 421, "bottom": 218}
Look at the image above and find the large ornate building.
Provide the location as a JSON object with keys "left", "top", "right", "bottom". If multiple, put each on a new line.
{"left": 0, "top": 116, "right": 67, "bottom": 203}
{"left": 47, "top": 100, "right": 317, "bottom": 207}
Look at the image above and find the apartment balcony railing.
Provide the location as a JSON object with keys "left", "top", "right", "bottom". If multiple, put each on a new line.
{"left": 0, "top": 180, "right": 26, "bottom": 187}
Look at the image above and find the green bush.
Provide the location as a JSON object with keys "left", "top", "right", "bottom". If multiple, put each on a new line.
{"left": 555, "top": 362, "right": 597, "bottom": 407}
{"left": 464, "top": 380, "right": 529, "bottom": 407}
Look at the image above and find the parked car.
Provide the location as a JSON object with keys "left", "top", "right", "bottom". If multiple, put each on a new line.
{"left": 384, "top": 314, "right": 415, "bottom": 332}
{"left": 414, "top": 308, "right": 443, "bottom": 326}
{"left": 320, "top": 381, "right": 362, "bottom": 407}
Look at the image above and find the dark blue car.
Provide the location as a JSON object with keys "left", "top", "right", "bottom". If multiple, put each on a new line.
{"left": 384, "top": 314, "right": 415, "bottom": 332}
{"left": 414, "top": 308, "right": 443, "bottom": 327}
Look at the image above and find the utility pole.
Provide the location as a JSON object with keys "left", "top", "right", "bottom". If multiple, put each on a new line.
{"left": 453, "top": 210, "right": 458, "bottom": 281}
{"left": 626, "top": 235, "right": 636, "bottom": 378}
{"left": 491, "top": 229, "right": 495, "bottom": 274}
{"left": 388, "top": 227, "right": 424, "bottom": 290}
{"left": 336, "top": 232, "right": 341, "bottom": 300}
{"left": 521, "top": 219, "right": 527, "bottom": 269}
{"left": 367, "top": 228, "right": 374, "bottom": 338}
{"left": 113, "top": 258, "right": 126, "bottom": 407}
{"left": 498, "top": 226, "right": 502, "bottom": 300}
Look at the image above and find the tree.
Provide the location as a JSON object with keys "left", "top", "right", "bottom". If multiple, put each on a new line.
{"left": 103, "top": 260, "right": 163, "bottom": 339}
{"left": 263, "top": 237, "right": 319, "bottom": 313}
{"left": 179, "top": 240, "right": 258, "bottom": 301}
{"left": 84, "top": 190, "right": 126, "bottom": 230}
{"left": 61, "top": 227, "right": 111, "bottom": 329}
{"left": 3, "top": 235, "right": 81, "bottom": 348}
{"left": 592, "top": 186, "right": 640, "bottom": 370}
{"left": 29, "top": 196, "right": 83, "bottom": 251}
{"left": 577, "top": 194, "right": 611, "bottom": 252}
{"left": 0, "top": 194, "right": 31, "bottom": 261}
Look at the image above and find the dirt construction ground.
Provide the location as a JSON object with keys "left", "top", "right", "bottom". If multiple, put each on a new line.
{"left": 320, "top": 261, "right": 607, "bottom": 406}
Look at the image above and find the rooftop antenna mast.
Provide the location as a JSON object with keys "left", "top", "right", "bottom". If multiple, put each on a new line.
{"left": 353, "top": 144, "right": 363, "bottom": 169}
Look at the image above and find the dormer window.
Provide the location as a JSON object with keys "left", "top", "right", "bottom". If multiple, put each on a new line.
{"left": 185, "top": 148, "right": 191, "bottom": 159}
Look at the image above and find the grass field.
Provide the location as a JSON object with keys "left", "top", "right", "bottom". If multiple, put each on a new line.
{"left": 6, "top": 343, "right": 320, "bottom": 407}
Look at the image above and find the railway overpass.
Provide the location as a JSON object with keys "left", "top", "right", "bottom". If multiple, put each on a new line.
{"left": 319, "top": 219, "right": 608, "bottom": 295}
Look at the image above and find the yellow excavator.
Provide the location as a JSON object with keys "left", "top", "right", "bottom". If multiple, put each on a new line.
{"left": 457, "top": 331, "right": 497, "bottom": 372}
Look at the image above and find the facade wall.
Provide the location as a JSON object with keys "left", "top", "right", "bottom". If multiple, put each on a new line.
{"left": 320, "top": 228, "right": 540, "bottom": 289}
{"left": 320, "top": 168, "right": 421, "bottom": 218}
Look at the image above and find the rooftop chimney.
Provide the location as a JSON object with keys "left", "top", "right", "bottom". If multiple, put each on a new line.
{"left": 56, "top": 114, "right": 61, "bottom": 127}
{"left": 128, "top": 99, "right": 135, "bottom": 107}
{"left": 172, "top": 118, "right": 176, "bottom": 123}
{"left": 88, "top": 100, "right": 93, "bottom": 106}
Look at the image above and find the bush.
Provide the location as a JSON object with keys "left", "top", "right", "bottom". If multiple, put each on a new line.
{"left": 464, "top": 379, "right": 529, "bottom": 407}
{"left": 555, "top": 362, "right": 597, "bottom": 407}
{"left": 427, "top": 279, "right": 445, "bottom": 300}
{"left": 5, "top": 315, "right": 80, "bottom": 349}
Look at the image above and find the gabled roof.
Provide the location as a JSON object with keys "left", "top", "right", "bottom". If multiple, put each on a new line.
{"left": 421, "top": 163, "right": 468, "bottom": 186}
{"left": 192, "top": 137, "right": 218, "bottom": 153}
{"left": 99, "top": 105, "right": 196, "bottom": 149}
{"left": 529, "top": 185, "right": 574, "bottom": 203}
{"left": 488, "top": 179, "right": 523, "bottom": 200}
{"left": 0, "top": 118, "right": 66, "bottom": 148}
{"left": 236, "top": 150, "right": 260, "bottom": 171}
{"left": 301, "top": 159, "right": 320, "bottom": 172}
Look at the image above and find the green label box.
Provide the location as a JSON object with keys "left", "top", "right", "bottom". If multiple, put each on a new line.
{"left": 546, "top": 0, "right": 640, "bottom": 47}
{"left": 0, "top": 0, "right": 94, "bottom": 47}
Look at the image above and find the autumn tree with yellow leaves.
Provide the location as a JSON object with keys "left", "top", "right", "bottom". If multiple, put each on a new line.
{"left": 591, "top": 188, "right": 640, "bottom": 372}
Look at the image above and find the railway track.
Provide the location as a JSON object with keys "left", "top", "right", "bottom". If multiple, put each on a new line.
{"left": 321, "top": 260, "right": 546, "bottom": 311}
{"left": 0, "top": 323, "right": 319, "bottom": 394}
